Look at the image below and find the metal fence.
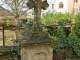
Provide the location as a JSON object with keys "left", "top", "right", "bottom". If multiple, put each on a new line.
{"left": 0, "top": 29, "right": 17, "bottom": 46}
{"left": 0, "top": 28, "right": 21, "bottom": 60}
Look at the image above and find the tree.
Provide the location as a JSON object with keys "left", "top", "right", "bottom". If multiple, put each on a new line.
{"left": 1, "top": 0, "right": 29, "bottom": 44}
{"left": 1, "top": 0, "right": 28, "bottom": 25}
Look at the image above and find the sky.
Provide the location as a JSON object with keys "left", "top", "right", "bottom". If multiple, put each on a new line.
{"left": 0, "top": 0, "right": 28, "bottom": 11}
{"left": 0, "top": 0, "right": 11, "bottom": 10}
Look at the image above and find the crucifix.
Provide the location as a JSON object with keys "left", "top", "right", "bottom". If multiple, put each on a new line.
{"left": 27, "top": 0, "right": 49, "bottom": 31}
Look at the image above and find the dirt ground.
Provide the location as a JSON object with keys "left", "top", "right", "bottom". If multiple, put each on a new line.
{"left": 0, "top": 55, "right": 17, "bottom": 60}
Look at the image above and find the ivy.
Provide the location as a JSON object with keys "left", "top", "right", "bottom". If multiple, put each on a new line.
{"left": 0, "top": 46, "right": 21, "bottom": 60}
{"left": 22, "top": 20, "right": 33, "bottom": 36}
{"left": 53, "top": 22, "right": 80, "bottom": 56}
{"left": 41, "top": 13, "right": 80, "bottom": 57}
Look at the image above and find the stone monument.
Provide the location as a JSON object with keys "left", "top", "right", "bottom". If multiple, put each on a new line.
{"left": 19, "top": 0, "right": 53, "bottom": 60}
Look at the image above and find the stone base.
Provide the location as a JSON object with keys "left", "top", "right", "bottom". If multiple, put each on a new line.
{"left": 21, "top": 44, "right": 53, "bottom": 60}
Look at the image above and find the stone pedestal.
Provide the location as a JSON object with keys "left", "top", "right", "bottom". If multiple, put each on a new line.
{"left": 21, "top": 44, "right": 53, "bottom": 60}
{"left": 19, "top": 32, "right": 53, "bottom": 60}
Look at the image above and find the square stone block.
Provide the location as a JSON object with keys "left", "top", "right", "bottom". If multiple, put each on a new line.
{"left": 21, "top": 44, "right": 53, "bottom": 60}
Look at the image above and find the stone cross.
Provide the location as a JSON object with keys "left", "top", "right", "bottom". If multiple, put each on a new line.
{"left": 20, "top": 1, "right": 53, "bottom": 60}
{"left": 27, "top": 0, "right": 49, "bottom": 30}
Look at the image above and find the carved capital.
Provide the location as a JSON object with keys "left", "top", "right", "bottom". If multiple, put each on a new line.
{"left": 41, "top": 1, "right": 49, "bottom": 10}
{"left": 27, "top": 1, "right": 36, "bottom": 9}
{"left": 27, "top": 0, "right": 49, "bottom": 10}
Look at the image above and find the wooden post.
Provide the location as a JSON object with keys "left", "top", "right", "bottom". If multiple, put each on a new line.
{"left": 3, "top": 25, "right": 5, "bottom": 46}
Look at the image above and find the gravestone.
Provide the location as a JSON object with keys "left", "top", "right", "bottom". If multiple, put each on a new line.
{"left": 19, "top": 0, "right": 53, "bottom": 60}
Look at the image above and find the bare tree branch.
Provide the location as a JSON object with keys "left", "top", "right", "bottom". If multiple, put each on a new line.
{"left": 1, "top": 0, "right": 28, "bottom": 17}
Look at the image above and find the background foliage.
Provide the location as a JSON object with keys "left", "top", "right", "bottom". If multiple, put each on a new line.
{"left": 41, "top": 12, "right": 80, "bottom": 58}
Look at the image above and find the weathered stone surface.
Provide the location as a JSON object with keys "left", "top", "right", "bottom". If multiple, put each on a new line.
{"left": 21, "top": 44, "right": 53, "bottom": 60}
{"left": 20, "top": 0, "right": 53, "bottom": 60}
